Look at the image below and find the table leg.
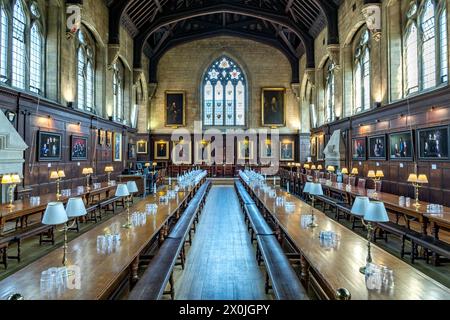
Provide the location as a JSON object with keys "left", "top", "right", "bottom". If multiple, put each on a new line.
{"left": 130, "top": 257, "right": 139, "bottom": 284}
{"left": 432, "top": 222, "right": 439, "bottom": 240}
{"left": 300, "top": 255, "right": 310, "bottom": 285}
{"left": 0, "top": 218, "right": 4, "bottom": 235}
{"left": 420, "top": 217, "right": 428, "bottom": 236}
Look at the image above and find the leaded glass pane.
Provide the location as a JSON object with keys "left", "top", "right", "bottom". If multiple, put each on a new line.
{"left": 421, "top": 0, "right": 436, "bottom": 89}
{"left": 225, "top": 81, "right": 234, "bottom": 125}
{"left": 204, "top": 81, "right": 213, "bottom": 125}
{"left": 214, "top": 82, "right": 224, "bottom": 126}
{"left": 440, "top": 9, "right": 448, "bottom": 83}
{"left": 86, "top": 61, "right": 94, "bottom": 111}
{"left": 30, "top": 23, "right": 42, "bottom": 94}
{"left": 406, "top": 24, "right": 419, "bottom": 94}
{"left": 77, "top": 48, "right": 85, "bottom": 109}
{"left": 236, "top": 81, "right": 245, "bottom": 126}
{"left": 12, "top": 0, "right": 26, "bottom": 89}
{"left": 362, "top": 49, "right": 371, "bottom": 110}
{"left": 0, "top": 8, "right": 8, "bottom": 83}
{"left": 354, "top": 64, "right": 362, "bottom": 112}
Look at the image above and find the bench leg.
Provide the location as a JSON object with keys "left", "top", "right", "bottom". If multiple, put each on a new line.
{"left": 169, "top": 273, "right": 175, "bottom": 300}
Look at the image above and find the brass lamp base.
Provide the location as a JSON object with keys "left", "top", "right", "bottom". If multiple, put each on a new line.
{"left": 308, "top": 222, "right": 318, "bottom": 228}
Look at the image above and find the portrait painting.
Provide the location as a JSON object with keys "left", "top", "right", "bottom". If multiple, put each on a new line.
{"left": 194, "top": 140, "right": 211, "bottom": 164}
{"left": 165, "top": 91, "right": 186, "bottom": 127}
{"left": 113, "top": 133, "right": 122, "bottom": 162}
{"left": 389, "top": 131, "right": 413, "bottom": 161}
{"left": 417, "top": 126, "right": 449, "bottom": 160}
{"left": 106, "top": 131, "right": 112, "bottom": 147}
{"left": 311, "top": 136, "right": 317, "bottom": 158}
{"left": 137, "top": 141, "right": 148, "bottom": 154}
{"left": 317, "top": 135, "right": 325, "bottom": 161}
{"left": 261, "top": 139, "right": 273, "bottom": 158}
{"left": 71, "top": 136, "right": 88, "bottom": 161}
{"left": 368, "top": 135, "right": 386, "bottom": 160}
{"left": 352, "top": 137, "right": 367, "bottom": 160}
{"left": 172, "top": 138, "right": 192, "bottom": 164}
{"left": 98, "top": 130, "right": 105, "bottom": 146}
{"left": 262, "top": 88, "right": 286, "bottom": 127}
{"left": 38, "top": 131, "right": 62, "bottom": 162}
{"left": 154, "top": 141, "right": 169, "bottom": 160}
{"left": 238, "top": 140, "right": 255, "bottom": 160}
{"left": 128, "top": 144, "right": 136, "bottom": 159}
{"left": 280, "top": 141, "right": 295, "bottom": 161}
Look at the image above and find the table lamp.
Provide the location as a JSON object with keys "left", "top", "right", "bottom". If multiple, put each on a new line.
{"left": 64, "top": 198, "right": 87, "bottom": 258}
{"left": 126, "top": 181, "right": 139, "bottom": 202}
{"left": 341, "top": 168, "right": 349, "bottom": 175}
{"left": 304, "top": 182, "right": 323, "bottom": 228}
{"left": 327, "top": 166, "right": 335, "bottom": 173}
{"left": 303, "top": 163, "right": 310, "bottom": 170}
{"left": 351, "top": 168, "right": 359, "bottom": 176}
{"left": 317, "top": 165, "right": 323, "bottom": 171}
{"left": 152, "top": 162, "right": 157, "bottom": 175}
{"left": 2, "top": 174, "right": 20, "bottom": 208}
{"left": 105, "top": 166, "right": 114, "bottom": 184}
{"left": 82, "top": 168, "right": 93, "bottom": 190}
{"left": 115, "top": 184, "right": 131, "bottom": 228}
{"left": 50, "top": 170, "right": 65, "bottom": 200}
{"left": 42, "top": 202, "right": 69, "bottom": 266}
{"left": 311, "top": 165, "right": 317, "bottom": 170}
{"left": 368, "top": 170, "right": 384, "bottom": 196}
{"left": 407, "top": 174, "right": 429, "bottom": 208}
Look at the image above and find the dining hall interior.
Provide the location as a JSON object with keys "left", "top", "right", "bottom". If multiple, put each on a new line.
{"left": 0, "top": 0, "right": 449, "bottom": 303}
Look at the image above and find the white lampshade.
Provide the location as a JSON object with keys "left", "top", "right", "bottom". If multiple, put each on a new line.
{"left": 115, "top": 184, "right": 130, "bottom": 197}
{"left": 65, "top": 198, "right": 87, "bottom": 218}
{"left": 303, "top": 182, "right": 314, "bottom": 193}
{"left": 351, "top": 196, "right": 370, "bottom": 217}
{"left": 309, "top": 183, "right": 324, "bottom": 196}
{"left": 364, "top": 201, "right": 389, "bottom": 222}
{"left": 126, "top": 181, "right": 139, "bottom": 193}
{"left": 42, "top": 202, "right": 68, "bottom": 226}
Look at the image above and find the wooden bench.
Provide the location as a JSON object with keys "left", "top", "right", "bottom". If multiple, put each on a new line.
{"left": 244, "top": 204, "right": 274, "bottom": 243}
{"left": 128, "top": 238, "right": 184, "bottom": 300}
{"left": 234, "top": 181, "right": 255, "bottom": 207}
{"left": 257, "top": 235, "right": 308, "bottom": 300}
{"left": 5, "top": 224, "right": 54, "bottom": 263}
{"left": 409, "top": 233, "right": 450, "bottom": 265}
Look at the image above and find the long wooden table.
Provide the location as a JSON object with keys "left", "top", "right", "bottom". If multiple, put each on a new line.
{"left": 0, "top": 176, "right": 206, "bottom": 300}
{"left": 0, "top": 183, "right": 116, "bottom": 235}
{"left": 241, "top": 175, "right": 450, "bottom": 300}
{"left": 316, "top": 179, "right": 450, "bottom": 239}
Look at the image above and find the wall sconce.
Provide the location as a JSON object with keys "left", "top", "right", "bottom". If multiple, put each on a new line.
{"left": 4, "top": 110, "right": 16, "bottom": 123}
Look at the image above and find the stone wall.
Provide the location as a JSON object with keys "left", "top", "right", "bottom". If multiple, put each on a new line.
{"left": 149, "top": 36, "right": 300, "bottom": 134}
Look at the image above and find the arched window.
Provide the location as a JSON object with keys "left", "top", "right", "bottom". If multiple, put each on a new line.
{"left": 0, "top": 4, "right": 8, "bottom": 83}
{"left": 77, "top": 28, "right": 95, "bottom": 112}
{"left": 11, "top": 0, "right": 26, "bottom": 89}
{"left": 354, "top": 29, "right": 371, "bottom": 113}
{"left": 113, "top": 60, "right": 124, "bottom": 122}
{"left": 404, "top": 1, "right": 447, "bottom": 95}
{"left": 325, "top": 60, "right": 335, "bottom": 123}
{"left": 202, "top": 56, "right": 247, "bottom": 126}
{"left": 0, "top": 0, "right": 44, "bottom": 94}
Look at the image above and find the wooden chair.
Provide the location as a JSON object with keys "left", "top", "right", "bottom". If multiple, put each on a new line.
{"left": 330, "top": 174, "right": 337, "bottom": 183}
{"left": 349, "top": 176, "right": 356, "bottom": 187}
{"left": 343, "top": 175, "right": 349, "bottom": 185}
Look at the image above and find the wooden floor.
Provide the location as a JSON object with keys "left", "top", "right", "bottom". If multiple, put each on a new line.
{"left": 174, "top": 186, "right": 270, "bottom": 300}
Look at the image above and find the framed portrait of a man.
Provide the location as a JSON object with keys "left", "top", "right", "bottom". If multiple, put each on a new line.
{"left": 38, "top": 131, "right": 62, "bottom": 162}
{"left": 368, "top": 135, "right": 386, "bottom": 160}
{"left": 128, "top": 143, "right": 137, "bottom": 159}
{"left": 172, "top": 138, "right": 192, "bottom": 164}
{"left": 262, "top": 88, "right": 286, "bottom": 127}
{"left": 238, "top": 139, "right": 255, "bottom": 160}
{"left": 165, "top": 91, "right": 186, "bottom": 127}
{"left": 154, "top": 141, "right": 170, "bottom": 160}
{"left": 352, "top": 137, "right": 367, "bottom": 160}
{"left": 261, "top": 139, "right": 273, "bottom": 158}
{"left": 317, "top": 135, "right": 325, "bottom": 161}
{"left": 280, "top": 141, "right": 294, "bottom": 161}
{"left": 137, "top": 141, "right": 148, "bottom": 154}
{"left": 113, "top": 133, "right": 122, "bottom": 162}
{"left": 311, "top": 136, "right": 317, "bottom": 158}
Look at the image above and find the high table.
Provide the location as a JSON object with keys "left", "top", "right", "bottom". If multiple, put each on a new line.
{"left": 240, "top": 174, "right": 450, "bottom": 300}
{"left": 315, "top": 179, "right": 450, "bottom": 239}
{"left": 0, "top": 173, "right": 207, "bottom": 300}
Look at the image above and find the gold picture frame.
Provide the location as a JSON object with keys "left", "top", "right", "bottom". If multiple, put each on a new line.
{"left": 137, "top": 141, "right": 148, "bottom": 154}
{"left": 280, "top": 140, "right": 295, "bottom": 161}
{"left": 165, "top": 91, "right": 186, "bottom": 128}
{"left": 154, "top": 141, "right": 170, "bottom": 160}
{"left": 262, "top": 88, "right": 286, "bottom": 128}
{"left": 238, "top": 140, "right": 255, "bottom": 160}
{"left": 194, "top": 140, "right": 212, "bottom": 164}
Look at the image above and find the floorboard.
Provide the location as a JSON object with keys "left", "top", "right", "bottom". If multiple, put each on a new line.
{"left": 174, "top": 186, "right": 269, "bottom": 300}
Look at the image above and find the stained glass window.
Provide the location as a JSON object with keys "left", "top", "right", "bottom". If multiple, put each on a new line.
{"left": 439, "top": 8, "right": 448, "bottom": 83}
{"left": 29, "top": 23, "right": 42, "bottom": 94}
{"left": 203, "top": 56, "right": 246, "bottom": 126}
{"left": 420, "top": 0, "right": 436, "bottom": 89}
{"left": 405, "top": 23, "right": 419, "bottom": 94}
{"left": 354, "top": 29, "right": 371, "bottom": 113}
